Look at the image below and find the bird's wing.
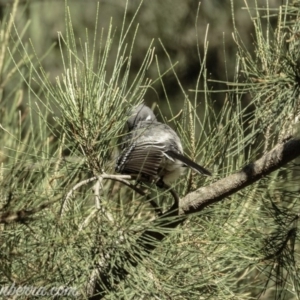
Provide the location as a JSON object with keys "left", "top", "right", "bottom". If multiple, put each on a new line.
{"left": 116, "top": 142, "right": 165, "bottom": 180}
{"left": 165, "top": 150, "right": 211, "bottom": 176}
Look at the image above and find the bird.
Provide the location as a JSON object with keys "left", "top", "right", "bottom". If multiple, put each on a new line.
{"left": 115, "top": 104, "right": 211, "bottom": 187}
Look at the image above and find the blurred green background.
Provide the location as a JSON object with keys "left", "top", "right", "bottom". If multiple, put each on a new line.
{"left": 0, "top": 0, "right": 281, "bottom": 115}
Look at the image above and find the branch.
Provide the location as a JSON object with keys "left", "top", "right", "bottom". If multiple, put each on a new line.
{"left": 0, "top": 197, "right": 61, "bottom": 224}
{"left": 88, "top": 137, "right": 300, "bottom": 299}
{"left": 180, "top": 137, "right": 300, "bottom": 214}
{"left": 60, "top": 174, "right": 148, "bottom": 215}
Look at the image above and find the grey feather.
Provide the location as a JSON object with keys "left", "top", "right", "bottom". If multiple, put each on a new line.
{"left": 116, "top": 104, "right": 211, "bottom": 184}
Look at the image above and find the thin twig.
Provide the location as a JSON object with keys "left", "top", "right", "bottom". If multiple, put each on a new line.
{"left": 60, "top": 176, "right": 98, "bottom": 215}
{"left": 60, "top": 174, "right": 144, "bottom": 215}
{"left": 0, "top": 196, "right": 61, "bottom": 224}
{"left": 93, "top": 178, "right": 102, "bottom": 210}
{"left": 161, "top": 182, "right": 180, "bottom": 213}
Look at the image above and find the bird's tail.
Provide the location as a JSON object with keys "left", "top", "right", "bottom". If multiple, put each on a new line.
{"left": 165, "top": 150, "right": 212, "bottom": 176}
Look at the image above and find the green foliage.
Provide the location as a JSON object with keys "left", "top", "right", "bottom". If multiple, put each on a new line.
{"left": 0, "top": 0, "right": 300, "bottom": 300}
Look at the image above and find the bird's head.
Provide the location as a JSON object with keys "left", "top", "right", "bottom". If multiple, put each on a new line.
{"left": 127, "top": 104, "right": 157, "bottom": 130}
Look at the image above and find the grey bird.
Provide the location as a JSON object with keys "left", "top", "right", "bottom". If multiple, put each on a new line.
{"left": 115, "top": 104, "right": 211, "bottom": 186}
